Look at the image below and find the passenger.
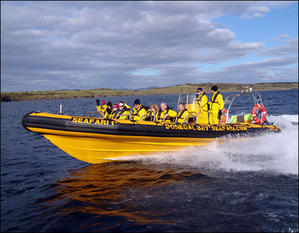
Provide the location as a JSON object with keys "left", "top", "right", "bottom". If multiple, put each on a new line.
{"left": 131, "top": 99, "right": 147, "bottom": 121}
{"left": 96, "top": 99, "right": 112, "bottom": 118}
{"left": 209, "top": 85, "right": 224, "bottom": 124}
{"left": 115, "top": 101, "right": 131, "bottom": 120}
{"left": 96, "top": 99, "right": 102, "bottom": 112}
{"left": 146, "top": 104, "right": 159, "bottom": 121}
{"left": 96, "top": 99, "right": 107, "bottom": 113}
{"left": 195, "top": 87, "right": 209, "bottom": 124}
{"left": 156, "top": 102, "right": 177, "bottom": 122}
{"left": 176, "top": 103, "right": 189, "bottom": 123}
{"left": 143, "top": 106, "right": 150, "bottom": 113}
{"left": 110, "top": 104, "right": 119, "bottom": 119}
{"left": 103, "top": 101, "right": 112, "bottom": 119}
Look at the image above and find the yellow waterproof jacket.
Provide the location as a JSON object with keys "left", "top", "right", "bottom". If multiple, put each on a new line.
{"left": 115, "top": 107, "right": 131, "bottom": 120}
{"left": 196, "top": 92, "right": 209, "bottom": 112}
{"left": 97, "top": 104, "right": 111, "bottom": 118}
{"left": 156, "top": 108, "right": 177, "bottom": 122}
{"left": 209, "top": 91, "right": 224, "bottom": 124}
{"left": 176, "top": 109, "right": 189, "bottom": 123}
{"left": 146, "top": 109, "right": 157, "bottom": 121}
{"left": 110, "top": 110, "right": 119, "bottom": 119}
{"left": 195, "top": 92, "right": 209, "bottom": 124}
{"left": 209, "top": 91, "right": 224, "bottom": 112}
{"left": 131, "top": 106, "right": 147, "bottom": 121}
{"left": 96, "top": 105, "right": 105, "bottom": 114}
{"left": 125, "top": 104, "right": 131, "bottom": 110}
{"left": 96, "top": 105, "right": 102, "bottom": 112}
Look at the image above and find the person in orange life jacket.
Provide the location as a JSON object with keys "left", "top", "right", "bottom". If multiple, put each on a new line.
{"left": 131, "top": 99, "right": 147, "bottom": 121}
{"left": 209, "top": 85, "right": 224, "bottom": 124}
{"left": 156, "top": 102, "right": 177, "bottom": 122}
{"left": 115, "top": 101, "right": 131, "bottom": 120}
{"left": 195, "top": 87, "right": 209, "bottom": 124}
{"left": 110, "top": 104, "right": 119, "bottom": 119}
{"left": 176, "top": 103, "right": 189, "bottom": 123}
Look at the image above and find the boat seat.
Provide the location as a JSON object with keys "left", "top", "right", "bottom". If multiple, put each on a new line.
{"left": 230, "top": 113, "right": 252, "bottom": 124}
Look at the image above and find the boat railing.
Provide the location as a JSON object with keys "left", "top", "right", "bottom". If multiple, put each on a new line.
{"left": 223, "top": 88, "right": 265, "bottom": 124}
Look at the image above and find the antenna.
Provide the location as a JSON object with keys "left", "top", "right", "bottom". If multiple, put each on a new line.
{"left": 59, "top": 104, "right": 63, "bottom": 114}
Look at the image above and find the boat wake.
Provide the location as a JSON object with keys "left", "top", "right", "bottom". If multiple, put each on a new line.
{"left": 118, "top": 115, "right": 298, "bottom": 175}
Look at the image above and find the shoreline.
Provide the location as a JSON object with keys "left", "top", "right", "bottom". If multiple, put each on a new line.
{"left": 1, "top": 82, "right": 298, "bottom": 102}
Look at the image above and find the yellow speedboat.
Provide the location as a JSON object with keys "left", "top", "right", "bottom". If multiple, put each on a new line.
{"left": 22, "top": 90, "right": 280, "bottom": 164}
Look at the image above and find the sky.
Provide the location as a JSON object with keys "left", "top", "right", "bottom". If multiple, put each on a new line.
{"left": 1, "top": 1, "right": 298, "bottom": 92}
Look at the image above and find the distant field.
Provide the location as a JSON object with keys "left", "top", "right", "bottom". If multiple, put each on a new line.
{"left": 1, "top": 82, "right": 298, "bottom": 102}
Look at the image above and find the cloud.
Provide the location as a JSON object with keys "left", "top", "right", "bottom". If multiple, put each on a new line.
{"left": 261, "top": 38, "right": 298, "bottom": 56}
{"left": 274, "top": 34, "right": 290, "bottom": 40}
{"left": 199, "top": 56, "right": 298, "bottom": 83}
{"left": 1, "top": 1, "right": 297, "bottom": 92}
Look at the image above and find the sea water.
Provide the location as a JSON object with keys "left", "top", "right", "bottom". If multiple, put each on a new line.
{"left": 1, "top": 90, "right": 298, "bottom": 232}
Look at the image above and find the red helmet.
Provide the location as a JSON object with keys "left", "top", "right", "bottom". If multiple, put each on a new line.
{"left": 112, "top": 104, "right": 119, "bottom": 109}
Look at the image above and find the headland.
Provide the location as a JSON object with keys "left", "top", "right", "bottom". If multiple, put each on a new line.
{"left": 1, "top": 82, "right": 298, "bottom": 102}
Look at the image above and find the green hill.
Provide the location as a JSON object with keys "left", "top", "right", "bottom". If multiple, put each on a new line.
{"left": 1, "top": 82, "right": 298, "bottom": 102}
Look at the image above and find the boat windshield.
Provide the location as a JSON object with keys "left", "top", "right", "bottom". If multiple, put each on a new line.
{"left": 177, "top": 94, "right": 198, "bottom": 113}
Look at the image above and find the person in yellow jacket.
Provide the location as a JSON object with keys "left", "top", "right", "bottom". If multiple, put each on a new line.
{"left": 146, "top": 104, "right": 159, "bottom": 121}
{"left": 110, "top": 104, "right": 119, "bottom": 119}
{"left": 156, "top": 102, "right": 177, "bottom": 122}
{"left": 209, "top": 85, "right": 224, "bottom": 124}
{"left": 96, "top": 99, "right": 112, "bottom": 118}
{"left": 115, "top": 101, "right": 131, "bottom": 120}
{"left": 131, "top": 99, "right": 147, "bottom": 121}
{"left": 176, "top": 103, "right": 189, "bottom": 123}
{"left": 195, "top": 87, "right": 209, "bottom": 124}
{"left": 96, "top": 99, "right": 104, "bottom": 113}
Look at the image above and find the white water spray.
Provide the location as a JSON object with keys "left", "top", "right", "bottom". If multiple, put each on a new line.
{"left": 127, "top": 115, "right": 298, "bottom": 175}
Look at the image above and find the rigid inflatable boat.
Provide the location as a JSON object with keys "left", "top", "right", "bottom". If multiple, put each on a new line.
{"left": 22, "top": 89, "right": 280, "bottom": 164}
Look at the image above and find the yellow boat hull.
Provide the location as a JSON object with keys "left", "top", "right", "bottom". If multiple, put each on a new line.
{"left": 27, "top": 127, "right": 216, "bottom": 163}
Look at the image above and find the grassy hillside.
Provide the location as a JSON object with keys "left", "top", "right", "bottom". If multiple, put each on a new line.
{"left": 1, "top": 82, "right": 298, "bottom": 102}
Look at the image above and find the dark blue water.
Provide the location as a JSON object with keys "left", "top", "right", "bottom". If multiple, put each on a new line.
{"left": 1, "top": 90, "right": 298, "bottom": 232}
